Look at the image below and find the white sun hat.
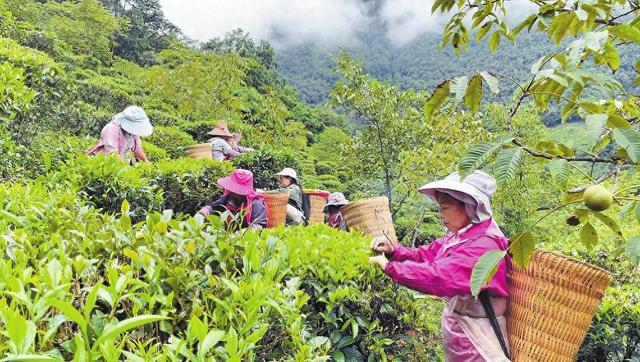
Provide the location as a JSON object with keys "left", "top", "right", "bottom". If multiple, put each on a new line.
{"left": 417, "top": 170, "right": 496, "bottom": 223}
{"left": 274, "top": 167, "right": 299, "bottom": 183}
{"left": 114, "top": 106, "right": 153, "bottom": 137}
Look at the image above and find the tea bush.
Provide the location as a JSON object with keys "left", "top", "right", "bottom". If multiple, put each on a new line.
{"left": 53, "top": 155, "right": 233, "bottom": 220}
{"left": 145, "top": 126, "right": 197, "bottom": 159}
{"left": 0, "top": 180, "right": 443, "bottom": 360}
{"left": 144, "top": 158, "right": 233, "bottom": 214}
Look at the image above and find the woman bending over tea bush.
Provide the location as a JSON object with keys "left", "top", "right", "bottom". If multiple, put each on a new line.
{"left": 198, "top": 169, "right": 268, "bottom": 230}
{"left": 370, "top": 171, "right": 510, "bottom": 361}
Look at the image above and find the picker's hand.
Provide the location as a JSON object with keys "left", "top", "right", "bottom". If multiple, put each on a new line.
{"left": 368, "top": 254, "right": 388, "bottom": 270}
{"left": 371, "top": 236, "right": 395, "bottom": 255}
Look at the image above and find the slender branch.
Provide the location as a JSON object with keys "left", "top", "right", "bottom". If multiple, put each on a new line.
{"left": 508, "top": 200, "right": 583, "bottom": 247}
{"left": 612, "top": 165, "right": 622, "bottom": 194}
{"left": 615, "top": 184, "right": 640, "bottom": 195}
{"left": 567, "top": 167, "right": 618, "bottom": 193}
{"left": 566, "top": 161, "right": 597, "bottom": 184}
{"left": 513, "top": 140, "right": 636, "bottom": 164}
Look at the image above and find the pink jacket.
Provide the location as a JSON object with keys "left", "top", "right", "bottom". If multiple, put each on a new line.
{"left": 383, "top": 218, "right": 509, "bottom": 298}
{"left": 87, "top": 121, "right": 142, "bottom": 157}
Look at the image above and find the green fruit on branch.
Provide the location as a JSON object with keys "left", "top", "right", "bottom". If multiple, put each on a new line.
{"left": 583, "top": 185, "right": 613, "bottom": 212}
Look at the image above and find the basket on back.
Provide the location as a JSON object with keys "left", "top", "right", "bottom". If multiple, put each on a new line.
{"left": 507, "top": 249, "right": 612, "bottom": 361}
{"left": 341, "top": 196, "right": 397, "bottom": 242}
{"left": 258, "top": 191, "right": 289, "bottom": 228}
{"left": 185, "top": 143, "right": 212, "bottom": 160}
{"left": 304, "top": 189, "right": 330, "bottom": 225}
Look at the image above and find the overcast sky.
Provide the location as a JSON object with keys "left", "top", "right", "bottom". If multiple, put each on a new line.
{"left": 159, "top": 0, "right": 536, "bottom": 48}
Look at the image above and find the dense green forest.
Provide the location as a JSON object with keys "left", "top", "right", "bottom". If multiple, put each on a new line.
{"left": 0, "top": 0, "right": 639, "bottom": 360}
{"left": 276, "top": 4, "right": 639, "bottom": 126}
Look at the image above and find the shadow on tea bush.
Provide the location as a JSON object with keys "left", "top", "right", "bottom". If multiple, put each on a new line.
{"left": 146, "top": 126, "right": 196, "bottom": 159}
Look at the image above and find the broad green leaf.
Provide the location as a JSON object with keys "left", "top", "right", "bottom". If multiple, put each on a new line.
{"left": 200, "top": 330, "right": 225, "bottom": 357}
{"left": 590, "top": 211, "right": 621, "bottom": 235}
{"left": 488, "top": 31, "right": 500, "bottom": 53}
{"left": 84, "top": 281, "right": 102, "bottom": 322}
{"left": 309, "top": 336, "right": 329, "bottom": 348}
{"left": 603, "top": 41, "right": 620, "bottom": 71}
{"left": 47, "top": 300, "right": 86, "bottom": 334}
{"left": 464, "top": 75, "right": 483, "bottom": 114}
{"left": 452, "top": 76, "right": 469, "bottom": 102}
{"left": 609, "top": 24, "right": 640, "bottom": 44}
{"left": 510, "top": 232, "right": 536, "bottom": 268}
{"left": 619, "top": 201, "right": 636, "bottom": 219}
{"left": 613, "top": 128, "right": 640, "bottom": 162}
{"left": 470, "top": 250, "right": 506, "bottom": 296}
{"left": 549, "top": 159, "right": 570, "bottom": 186}
{"left": 607, "top": 114, "right": 631, "bottom": 128}
{"left": 458, "top": 142, "right": 502, "bottom": 177}
{"left": 1, "top": 356, "right": 64, "bottom": 362}
{"left": 189, "top": 315, "right": 207, "bottom": 343}
{"left": 634, "top": 202, "right": 640, "bottom": 223}
{"left": 424, "top": 80, "right": 451, "bottom": 121}
{"left": 476, "top": 22, "right": 492, "bottom": 41}
{"left": 495, "top": 147, "right": 523, "bottom": 185}
{"left": 93, "top": 315, "right": 168, "bottom": 348}
{"left": 480, "top": 71, "right": 499, "bottom": 94}
{"left": 626, "top": 236, "right": 640, "bottom": 266}
{"left": 549, "top": 12, "right": 574, "bottom": 45}
{"left": 8, "top": 314, "right": 36, "bottom": 354}
{"left": 580, "top": 222, "right": 598, "bottom": 249}
{"left": 121, "top": 200, "right": 130, "bottom": 214}
{"left": 585, "top": 114, "right": 606, "bottom": 145}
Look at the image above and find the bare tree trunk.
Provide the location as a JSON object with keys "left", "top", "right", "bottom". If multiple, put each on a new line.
{"left": 372, "top": 119, "right": 392, "bottom": 203}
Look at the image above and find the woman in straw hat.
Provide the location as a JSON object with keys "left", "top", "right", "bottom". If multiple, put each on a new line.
{"left": 369, "top": 171, "right": 510, "bottom": 362}
{"left": 87, "top": 105, "right": 153, "bottom": 163}
{"left": 208, "top": 123, "right": 240, "bottom": 161}
{"left": 274, "top": 167, "right": 304, "bottom": 225}
{"left": 324, "top": 192, "right": 349, "bottom": 231}
{"left": 198, "top": 169, "right": 267, "bottom": 230}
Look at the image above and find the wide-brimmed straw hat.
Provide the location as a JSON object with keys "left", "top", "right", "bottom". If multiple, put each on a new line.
{"left": 418, "top": 170, "right": 496, "bottom": 223}
{"left": 217, "top": 169, "right": 256, "bottom": 196}
{"left": 207, "top": 123, "right": 233, "bottom": 138}
{"left": 323, "top": 192, "right": 349, "bottom": 213}
{"left": 274, "top": 167, "right": 299, "bottom": 183}
{"left": 114, "top": 106, "right": 153, "bottom": 137}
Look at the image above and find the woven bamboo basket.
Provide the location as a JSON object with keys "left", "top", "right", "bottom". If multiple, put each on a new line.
{"left": 507, "top": 249, "right": 612, "bottom": 361}
{"left": 258, "top": 191, "right": 289, "bottom": 228}
{"left": 185, "top": 143, "right": 212, "bottom": 160}
{"left": 341, "top": 196, "right": 397, "bottom": 242}
{"left": 303, "top": 189, "right": 330, "bottom": 225}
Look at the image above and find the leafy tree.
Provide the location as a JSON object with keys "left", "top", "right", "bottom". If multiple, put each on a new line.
{"left": 425, "top": 0, "right": 640, "bottom": 285}
{"left": 100, "top": 0, "right": 179, "bottom": 65}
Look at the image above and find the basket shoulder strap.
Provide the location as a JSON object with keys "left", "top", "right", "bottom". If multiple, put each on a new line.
{"left": 479, "top": 291, "right": 511, "bottom": 360}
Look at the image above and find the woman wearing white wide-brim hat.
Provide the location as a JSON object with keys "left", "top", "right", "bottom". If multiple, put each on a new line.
{"left": 369, "top": 171, "right": 511, "bottom": 361}
{"left": 87, "top": 106, "right": 153, "bottom": 163}
{"left": 274, "top": 167, "right": 304, "bottom": 225}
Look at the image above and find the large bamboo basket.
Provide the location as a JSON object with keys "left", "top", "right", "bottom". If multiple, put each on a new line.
{"left": 258, "top": 191, "right": 289, "bottom": 228}
{"left": 507, "top": 249, "right": 612, "bottom": 361}
{"left": 185, "top": 143, "right": 212, "bottom": 160}
{"left": 304, "top": 189, "right": 330, "bottom": 225}
{"left": 341, "top": 196, "right": 397, "bottom": 242}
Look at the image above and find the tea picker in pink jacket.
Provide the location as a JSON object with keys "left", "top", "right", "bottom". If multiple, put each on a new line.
{"left": 87, "top": 106, "right": 153, "bottom": 163}
{"left": 369, "top": 171, "right": 510, "bottom": 361}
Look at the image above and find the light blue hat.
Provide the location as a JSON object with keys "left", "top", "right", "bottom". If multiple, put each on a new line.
{"left": 114, "top": 106, "right": 153, "bottom": 137}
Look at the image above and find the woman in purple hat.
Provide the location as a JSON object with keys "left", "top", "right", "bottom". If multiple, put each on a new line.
{"left": 198, "top": 169, "right": 268, "bottom": 230}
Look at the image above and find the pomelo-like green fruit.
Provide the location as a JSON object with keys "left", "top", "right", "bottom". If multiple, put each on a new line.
{"left": 583, "top": 185, "right": 613, "bottom": 212}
